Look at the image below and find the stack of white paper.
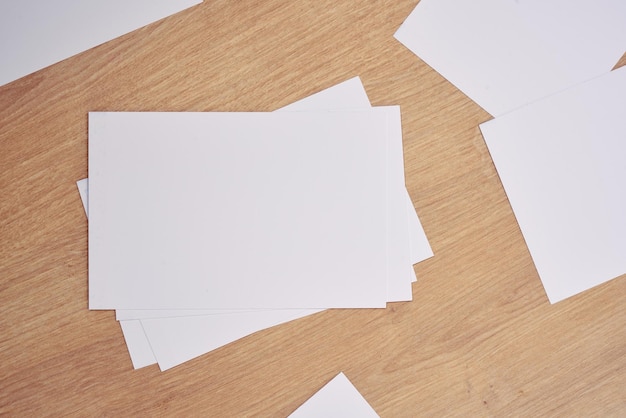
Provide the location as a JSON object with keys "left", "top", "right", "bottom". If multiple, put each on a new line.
{"left": 79, "top": 77, "right": 433, "bottom": 370}
{"left": 396, "top": 1, "right": 625, "bottom": 302}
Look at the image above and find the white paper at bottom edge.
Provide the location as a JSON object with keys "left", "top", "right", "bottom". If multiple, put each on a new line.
{"left": 288, "top": 372, "right": 380, "bottom": 418}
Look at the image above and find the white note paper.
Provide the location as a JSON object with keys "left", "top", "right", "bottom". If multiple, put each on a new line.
{"left": 89, "top": 110, "right": 391, "bottom": 309}
{"left": 289, "top": 372, "right": 380, "bottom": 418}
{"left": 395, "top": 0, "right": 626, "bottom": 116}
{"left": 406, "top": 189, "right": 433, "bottom": 266}
{"left": 0, "top": 0, "right": 202, "bottom": 87}
{"left": 141, "top": 310, "right": 323, "bottom": 371}
{"left": 480, "top": 67, "right": 626, "bottom": 303}
{"left": 119, "top": 320, "right": 157, "bottom": 369}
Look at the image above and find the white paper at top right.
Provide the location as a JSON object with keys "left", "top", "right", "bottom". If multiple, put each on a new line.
{"left": 395, "top": 0, "right": 626, "bottom": 117}
{"left": 479, "top": 67, "right": 626, "bottom": 303}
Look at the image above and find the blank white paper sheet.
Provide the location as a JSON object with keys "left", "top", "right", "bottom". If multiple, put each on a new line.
{"left": 394, "top": 0, "right": 626, "bottom": 116}
{"left": 89, "top": 110, "right": 391, "bottom": 309}
{"left": 288, "top": 372, "right": 380, "bottom": 418}
{"left": 141, "top": 310, "right": 323, "bottom": 371}
{"left": 0, "top": 0, "right": 202, "bottom": 87}
{"left": 480, "top": 67, "right": 626, "bottom": 303}
{"left": 119, "top": 320, "right": 157, "bottom": 369}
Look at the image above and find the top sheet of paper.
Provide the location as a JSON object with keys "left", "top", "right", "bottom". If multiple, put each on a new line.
{"left": 480, "top": 67, "right": 626, "bottom": 303}
{"left": 0, "top": 0, "right": 202, "bottom": 87}
{"left": 84, "top": 77, "right": 419, "bottom": 314}
{"left": 288, "top": 372, "right": 379, "bottom": 418}
{"left": 89, "top": 110, "right": 392, "bottom": 309}
{"left": 394, "top": 0, "right": 626, "bottom": 116}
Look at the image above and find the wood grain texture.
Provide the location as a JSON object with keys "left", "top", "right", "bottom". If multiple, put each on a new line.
{"left": 1, "top": 1, "right": 624, "bottom": 416}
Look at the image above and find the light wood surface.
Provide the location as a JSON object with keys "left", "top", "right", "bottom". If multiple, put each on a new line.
{"left": 1, "top": 1, "right": 625, "bottom": 416}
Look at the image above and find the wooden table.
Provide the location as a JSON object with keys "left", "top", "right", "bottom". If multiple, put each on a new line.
{"left": 1, "top": 1, "right": 624, "bottom": 416}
